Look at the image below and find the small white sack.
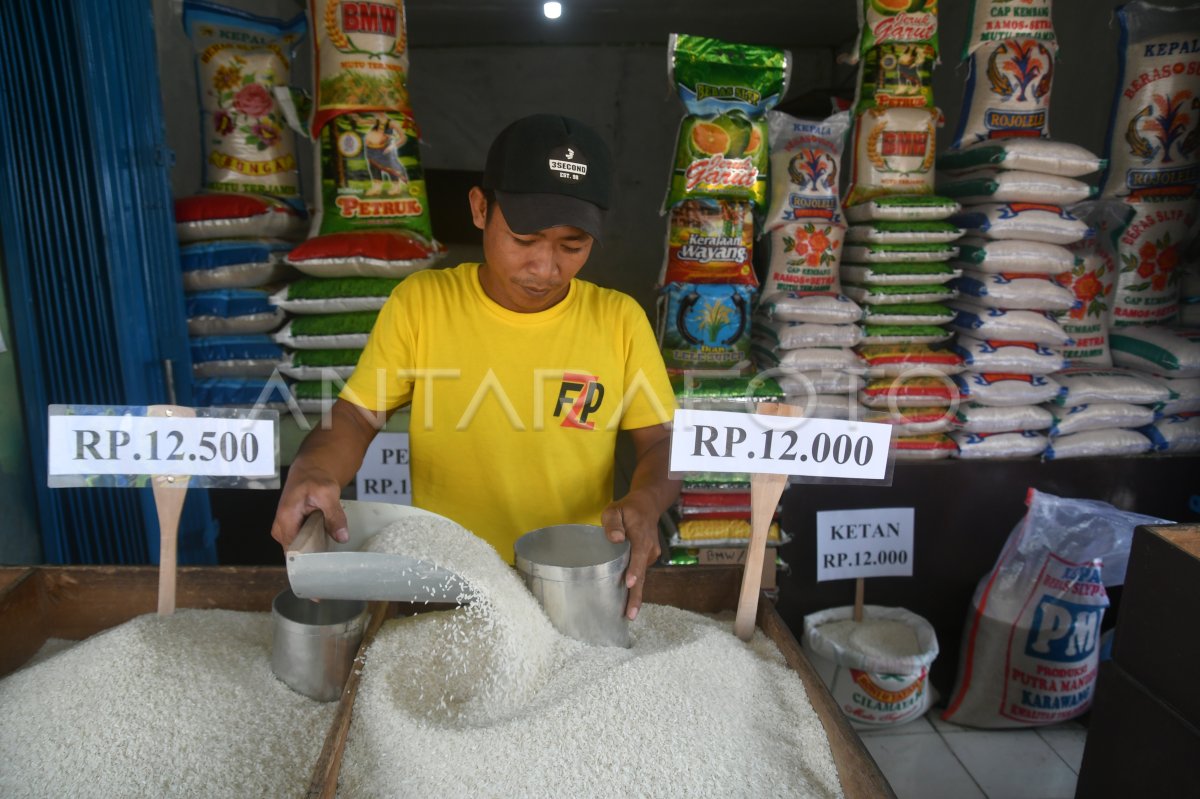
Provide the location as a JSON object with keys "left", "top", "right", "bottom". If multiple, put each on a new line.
{"left": 1043, "top": 429, "right": 1152, "bottom": 460}
{"left": 951, "top": 203, "right": 1091, "bottom": 245}
{"left": 938, "top": 169, "right": 1095, "bottom": 206}
{"left": 1051, "top": 367, "right": 1173, "bottom": 406}
{"left": 952, "top": 335, "right": 1066, "bottom": 375}
{"left": 949, "top": 300, "right": 1074, "bottom": 347}
{"left": 951, "top": 430, "right": 1048, "bottom": 459}
{"left": 953, "top": 237, "right": 1078, "bottom": 276}
{"left": 953, "top": 403, "right": 1054, "bottom": 433}
{"left": 953, "top": 270, "right": 1079, "bottom": 312}
{"left": 1046, "top": 402, "right": 1157, "bottom": 436}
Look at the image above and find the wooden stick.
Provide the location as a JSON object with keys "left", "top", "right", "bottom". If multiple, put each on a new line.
{"left": 853, "top": 578, "right": 865, "bottom": 623}
{"left": 147, "top": 405, "right": 194, "bottom": 616}
{"left": 733, "top": 402, "right": 802, "bottom": 641}
{"left": 306, "top": 600, "right": 392, "bottom": 799}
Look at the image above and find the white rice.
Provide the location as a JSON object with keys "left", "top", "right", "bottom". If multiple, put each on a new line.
{"left": 341, "top": 517, "right": 844, "bottom": 798}
{"left": 0, "top": 610, "right": 335, "bottom": 799}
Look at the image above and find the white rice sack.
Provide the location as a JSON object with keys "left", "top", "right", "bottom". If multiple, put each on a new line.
{"left": 950, "top": 203, "right": 1090, "bottom": 245}
{"left": 761, "top": 222, "right": 847, "bottom": 298}
{"left": 753, "top": 319, "right": 863, "bottom": 349}
{"left": 1139, "top": 413, "right": 1200, "bottom": 452}
{"left": 952, "top": 430, "right": 1048, "bottom": 459}
{"left": 950, "top": 299, "right": 1074, "bottom": 346}
{"left": 953, "top": 236, "right": 1078, "bottom": 276}
{"left": 857, "top": 342, "right": 965, "bottom": 377}
{"left": 938, "top": 170, "right": 1095, "bottom": 206}
{"left": 1046, "top": 402, "right": 1158, "bottom": 436}
{"left": 859, "top": 324, "right": 954, "bottom": 345}
{"left": 962, "top": 0, "right": 1056, "bottom": 60}
{"left": 1109, "top": 198, "right": 1197, "bottom": 327}
{"left": 938, "top": 139, "right": 1104, "bottom": 178}
{"left": 953, "top": 402, "right": 1054, "bottom": 433}
{"left": 952, "top": 335, "right": 1066, "bottom": 375}
{"left": 844, "top": 195, "right": 961, "bottom": 223}
{"left": 950, "top": 37, "right": 1056, "bottom": 150}
{"left": 1050, "top": 366, "right": 1174, "bottom": 406}
{"left": 843, "top": 242, "right": 959, "bottom": 264}
{"left": 1057, "top": 246, "right": 1117, "bottom": 366}
{"left": 763, "top": 110, "right": 849, "bottom": 233}
{"left": 179, "top": 239, "right": 295, "bottom": 291}
{"left": 860, "top": 303, "right": 957, "bottom": 326}
{"left": 276, "top": 349, "right": 361, "bottom": 381}
{"left": 954, "top": 372, "right": 1065, "bottom": 406}
{"left": 893, "top": 433, "right": 958, "bottom": 460}
{"left": 783, "top": 393, "right": 864, "bottom": 420}
{"left": 842, "top": 262, "right": 961, "bottom": 286}
{"left": 845, "top": 107, "right": 939, "bottom": 207}
{"left": 757, "top": 293, "right": 862, "bottom": 324}
{"left": 842, "top": 283, "right": 956, "bottom": 305}
{"left": 1152, "top": 375, "right": 1200, "bottom": 415}
{"left": 864, "top": 406, "right": 955, "bottom": 436}
{"left": 1043, "top": 428, "right": 1152, "bottom": 459}
{"left": 1099, "top": 2, "right": 1200, "bottom": 202}
{"left": 776, "top": 371, "right": 864, "bottom": 395}
{"left": 752, "top": 345, "right": 866, "bottom": 373}
{"left": 846, "top": 221, "right": 965, "bottom": 244}
{"left": 269, "top": 277, "right": 401, "bottom": 315}
{"left": 860, "top": 376, "right": 962, "bottom": 409}
{"left": 952, "top": 269, "right": 1079, "bottom": 312}
{"left": 1110, "top": 325, "right": 1200, "bottom": 378}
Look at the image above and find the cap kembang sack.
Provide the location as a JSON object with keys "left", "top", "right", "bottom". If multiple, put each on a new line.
{"left": 483, "top": 114, "right": 613, "bottom": 241}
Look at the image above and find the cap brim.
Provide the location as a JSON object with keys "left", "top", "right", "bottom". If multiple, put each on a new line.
{"left": 495, "top": 192, "right": 605, "bottom": 242}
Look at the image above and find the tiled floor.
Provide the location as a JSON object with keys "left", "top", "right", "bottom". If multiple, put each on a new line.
{"left": 857, "top": 706, "right": 1088, "bottom": 799}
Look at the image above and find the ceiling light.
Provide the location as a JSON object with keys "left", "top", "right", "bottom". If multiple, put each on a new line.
{"left": 543, "top": 2, "right": 562, "bottom": 20}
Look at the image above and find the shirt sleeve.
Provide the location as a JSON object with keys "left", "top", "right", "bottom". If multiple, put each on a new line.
{"left": 338, "top": 282, "right": 417, "bottom": 412}
{"left": 617, "top": 297, "right": 678, "bottom": 431}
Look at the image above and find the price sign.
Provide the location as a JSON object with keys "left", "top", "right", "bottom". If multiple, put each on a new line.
{"left": 669, "top": 409, "right": 892, "bottom": 481}
{"left": 356, "top": 432, "right": 412, "bottom": 505}
{"left": 816, "top": 508, "right": 914, "bottom": 581}
{"left": 47, "top": 405, "right": 279, "bottom": 488}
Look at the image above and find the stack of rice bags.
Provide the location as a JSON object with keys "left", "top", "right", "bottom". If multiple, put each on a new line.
{"left": 177, "top": 1, "right": 309, "bottom": 409}
{"left": 657, "top": 34, "right": 789, "bottom": 556}
{"left": 932, "top": 0, "right": 1090, "bottom": 459}
{"left": 840, "top": 0, "right": 966, "bottom": 460}
{"left": 754, "top": 109, "right": 868, "bottom": 421}
{"left": 1039, "top": 2, "right": 1200, "bottom": 459}
{"left": 276, "top": 0, "right": 443, "bottom": 415}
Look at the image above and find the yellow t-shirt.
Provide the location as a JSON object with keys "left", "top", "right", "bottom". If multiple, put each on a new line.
{"left": 340, "top": 263, "right": 677, "bottom": 562}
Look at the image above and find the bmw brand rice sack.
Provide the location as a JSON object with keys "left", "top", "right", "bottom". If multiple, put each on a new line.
{"left": 183, "top": 1, "right": 307, "bottom": 204}
{"left": 309, "top": 0, "right": 410, "bottom": 137}
{"left": 1098, "top": 2, "right": 1200, "bottom": 202}
{"left": 846, "top": 107, "right": 940, "bottom": 207}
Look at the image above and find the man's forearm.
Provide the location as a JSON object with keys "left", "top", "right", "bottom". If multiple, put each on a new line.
{"left": 627, "top": 435, "right": 681, "bottom": 516}
{"left": 291, "top": 399, "right": 387, "bottom": 486}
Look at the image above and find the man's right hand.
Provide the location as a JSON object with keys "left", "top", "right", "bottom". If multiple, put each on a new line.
{"left": 270, "top": 464, "right": 349, "bottom": 549}
{"left": 268, "top": 398, "right": 389, "bottom": 550}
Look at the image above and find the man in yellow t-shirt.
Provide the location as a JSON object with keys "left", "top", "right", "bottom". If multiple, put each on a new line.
{"left": 271, "top": 114, "right": 680, "bottom": 620}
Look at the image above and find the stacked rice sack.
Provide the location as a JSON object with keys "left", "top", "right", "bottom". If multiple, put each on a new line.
{"left": 177, "top": 1, "right": 308, "bottom": 409}
{"left": 754, "top": 109, "right": 868, "bottom": 422}
{"left": 842, "top": 0, "right": 966, "bottom": 460}
{"left": 935, "top": 0, "right": 1091, "bottom": 459}
{"left": 280, "top": 0, "right": 444, "bottom": 414}
{"left": 656, "top": 34, "right": 791, "bottom": 555}
{"left": 1112, "top": 326, "right": 1200, "bottom": 454}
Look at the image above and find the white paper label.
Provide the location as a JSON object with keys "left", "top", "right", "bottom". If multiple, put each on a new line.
{"left": 669, "top": 409, "right": 892, "bottom": 480}
{"left": 47, "top": 412, "right": 276, "bottom": 477}
{"left": 355, "top": 432, "right": 411, "bottom": 505}
{"left": 816, "top": 508, "right": 915, "bottom": 582}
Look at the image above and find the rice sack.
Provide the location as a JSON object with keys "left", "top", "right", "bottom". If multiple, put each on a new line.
{"left": 1098, "top": 2, "right": 1200, "bottom": 203}
{"left": 763, "top": 110, "right": 849, "bottom": 233}
{"left": 658, "top": 283, "right": 755, "bottom": 373}
{"left": 950, "top": 38, "right": 1056, "bottom": 150}
{"left": 1109, "top": 197, "right": 1198, "bottom": 327}
{"left": 962, "top": 0, "right": 1055, "bottom": 61}
{"left": 845, "top": 107, "right": 940, "bottom": 207}
{"left": 182, "top": 1, "right": 306, "bottom": 204}
{"left": 660, "top": 199, "right": 757, "bottom": 285}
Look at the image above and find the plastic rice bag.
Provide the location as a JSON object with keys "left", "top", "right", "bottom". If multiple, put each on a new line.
{"left": 658, "top": 283, "right": 755, "bottom": 372}
{"left": 660, "top": 199, "right": 757, "bottom": 285}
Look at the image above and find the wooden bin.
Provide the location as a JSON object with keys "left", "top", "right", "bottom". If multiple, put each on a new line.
{"left": 0, "top": 564, "right": 894, "bottom": 799}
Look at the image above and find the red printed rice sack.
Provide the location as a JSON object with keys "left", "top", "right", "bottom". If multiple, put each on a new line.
{"left": 1057, "top": 202, "right": 1124, "bottom": 365}
{"left": 1110, "top": 197, "right": 1198, "bottom": 326}
{"left": 949, "top": 38, "right": 1056, "bottom": 149}
{"left": 1098, "top": 2, "right": 1200, "bottom": 202}
{"left": 309, "top": 0, "right": 409, "bottom": 137}
{"left": 660, "top": 200, "right": 756, "bottom": 285}
{"left": 846, "top": 107, "right": 940, "bottom": 207}
{"left": 182, "top": 1, "right": 306, "bottom": 204}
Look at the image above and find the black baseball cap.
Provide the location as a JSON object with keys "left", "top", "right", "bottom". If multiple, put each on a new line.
{"left": 482, "top": 114, "right": 613, "bottom": 242}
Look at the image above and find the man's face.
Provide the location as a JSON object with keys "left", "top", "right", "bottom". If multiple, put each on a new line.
{"left": 469, "top": 186, "right": 594, "bottom": 313}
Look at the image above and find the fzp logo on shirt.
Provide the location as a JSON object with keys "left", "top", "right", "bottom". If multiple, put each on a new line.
{"left": 555, "top": 372, "right": 604, "bottom": 430}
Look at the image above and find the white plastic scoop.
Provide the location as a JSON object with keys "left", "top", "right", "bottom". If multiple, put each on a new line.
{"left": 285, "top": 500, "right": 467, "bottom": 603}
